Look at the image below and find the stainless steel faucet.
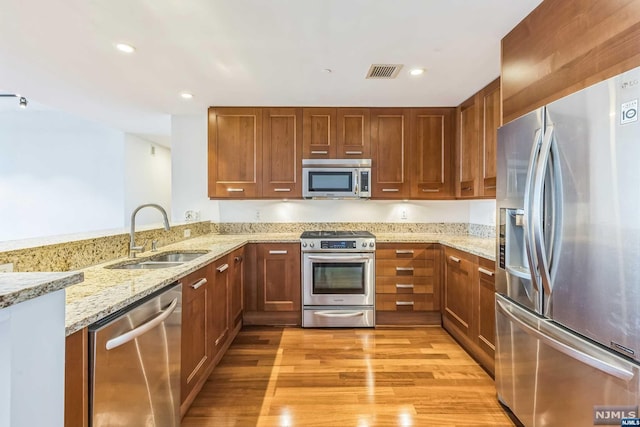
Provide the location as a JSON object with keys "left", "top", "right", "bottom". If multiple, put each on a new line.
{"left": 129, "top": 203, "right": 170, "bottom": 257}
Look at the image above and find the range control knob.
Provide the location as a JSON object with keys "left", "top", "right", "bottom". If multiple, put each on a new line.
{"left": 309, "top": 242, "right": 315, "bottom": 248}
{"left": 369, "top": 242, "right": 375, "bottom": 248}
{"left": 302, "top": 242, "right": 307, "bottom": 248}
{"left": 362, "top": 242, "right": 367, "bottom": 247}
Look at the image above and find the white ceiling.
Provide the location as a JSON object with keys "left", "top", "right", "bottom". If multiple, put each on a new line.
{"left": 0, "top": 0, "right": 542, "bottom": 146}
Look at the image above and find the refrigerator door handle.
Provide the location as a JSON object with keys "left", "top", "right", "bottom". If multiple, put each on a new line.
{"left": 523, "top": 128, "right": 543, "bottom": 293}
{"left": 532, "top": 125, "right": 555, "bottom": 296}
{"left": 496, "top": 298, "right": 634, "bottom": 382}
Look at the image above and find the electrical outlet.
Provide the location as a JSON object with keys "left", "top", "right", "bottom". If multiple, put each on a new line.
{"left": 255, "top": 209, "right": 261, "bottom": 220}
{"left": 183, "top": 229, "right": 191, "bottom": 238}
{"left": 184, "top": 210, "right": 195, "bottom": 222}
{"left": 400, "top": 209, "right": 408, "bottom": 220}
{"left": 0, "top": 263, "right": 14, "bottom": 272}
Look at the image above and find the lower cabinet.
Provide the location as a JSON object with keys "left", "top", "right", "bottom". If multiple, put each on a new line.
{"left": 65, "top": 328, "right": 88, "bottom": 427}
{"left": 443, "top": 246, "right": 496, "bottom": 375}
{"left": 180, "top": 265, "right": 213, "bottom": 414}
{"left": 228, "top": 247, "right": 245, "bottom": 330}
{"left": 243, "top": 243, "right": 301, "bottom": 325}
{"left": 375, "top": 243, "right": 441, "bottom": 325}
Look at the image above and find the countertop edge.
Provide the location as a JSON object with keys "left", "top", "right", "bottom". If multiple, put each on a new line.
{"left": 0, "top": 271, "right": 84, "bottom": 310}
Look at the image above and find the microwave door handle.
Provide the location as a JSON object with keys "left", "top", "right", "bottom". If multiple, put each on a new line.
{"left": 354, "top": 171, "right": 359, "bottom": 194}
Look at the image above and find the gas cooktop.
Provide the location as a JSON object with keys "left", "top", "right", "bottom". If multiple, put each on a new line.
{"left": 300, "top": 230, "right": 375, "bottom": 239}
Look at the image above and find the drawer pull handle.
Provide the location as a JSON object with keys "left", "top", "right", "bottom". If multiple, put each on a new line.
{"left": 311, "top": 150, "right": 328, "bottom": 155}
{"left": 382, "top": 188, "right": 399, "bottom": 192}
{"left": 217, "top": 264, "right": 229, "bottom": 273}
{"left": 345, "top": 151, "right": 363, "bottom": 155}
{"left": 396, "top": 284, "right": 414, "bottom": 289}
{"left": 478, "top": 267, "right": 494, "bottom": 277}
{"left": 396, "top": 301, "right": 414, "bottom": 306}
{"left": 395, "top": 250, "right": 414, "bottom": 254}
{"left": 191, "top": 278, "right": 207, "bottom": 290}
{"left": 274, "top": 188, "right": 291, "bottom": 192}
{"left": 396, "top": 267, "right": 414, "bottom": 272}
{"left": 227, "top": 188, "right": 245, "bottom": 192}
{"left": 462, "top": 187, "right": 473, "bottom": 191}
{"left": 449, "top": 256, "right": 461, "bottom": 263}
{"left": 269, "top": 250, "right": 288, "bottom": 255}
{"left": 421, "top": 188, "right": 440, "bottom": 193}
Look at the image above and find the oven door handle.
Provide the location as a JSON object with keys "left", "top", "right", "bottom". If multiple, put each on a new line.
{"left": 313, "top": 310, "right": 365, "bottom": 318}
{"left": 307, "top": 255, "right": 371, "bottom": 261}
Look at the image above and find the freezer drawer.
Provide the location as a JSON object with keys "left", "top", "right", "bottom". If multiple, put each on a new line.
{"left": 89, "top": 283, "right": 182, "bottom": 427}
{"left": 495, "top": 294, "right": 640, "bottom": 427}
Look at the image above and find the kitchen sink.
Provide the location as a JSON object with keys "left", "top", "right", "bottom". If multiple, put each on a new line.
{"left": 106, "top": 250, "right": 209, "bottom": 270}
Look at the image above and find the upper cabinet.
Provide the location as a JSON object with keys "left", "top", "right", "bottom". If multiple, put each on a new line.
{"left": 302, "top": 108, "right": 370, "bottom": 159}
{"left": 336, "top": 108, "right": 371, "bottom": 158}
{"left": 370, "top": 108, "right": 411, "bottom": 199}
{"left": 455, "top": 78, "right": 500, "bottom": 199}
{"left": 262, "top": 108, "right": 302, "bottom": 198}
{"left": 409, "top": 108, "right": 455, "bottom": 199}
{"left": 208, "top": 108, "right": 263, "bottom": 198}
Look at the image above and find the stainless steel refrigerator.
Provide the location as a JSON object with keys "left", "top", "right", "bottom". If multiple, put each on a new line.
{"left": 496, "top": 65, "right": 640, "bottom": 426}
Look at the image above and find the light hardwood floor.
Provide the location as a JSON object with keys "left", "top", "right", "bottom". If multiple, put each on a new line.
{"left": 181, "top": 326, "right": 515, "bottom": 427}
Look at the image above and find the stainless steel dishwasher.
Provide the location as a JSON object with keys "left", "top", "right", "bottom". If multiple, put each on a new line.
{"left": 89, "top": 282, "right": 182, "bottom": 427}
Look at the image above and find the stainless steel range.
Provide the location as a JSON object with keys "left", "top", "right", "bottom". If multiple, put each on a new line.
{"left": 300, "top": 231, "right": 375, "bottom": 328}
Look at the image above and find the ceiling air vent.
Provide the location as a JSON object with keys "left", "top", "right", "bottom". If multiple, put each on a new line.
{"left": 366, "top": 64, "right": 403, "bottom": 79}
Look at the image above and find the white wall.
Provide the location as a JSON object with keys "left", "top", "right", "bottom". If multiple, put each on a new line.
{"left": 171, "top": 114, "right": 219, "bottom": 223}
{"left": 0, "top": 111, "right": 125, "bottom": 241}
{"left": 124, "top": 134, "right": 172, "bottom": 227}
{"left": 469, "top": 200, "right": 496, "bottom": 226}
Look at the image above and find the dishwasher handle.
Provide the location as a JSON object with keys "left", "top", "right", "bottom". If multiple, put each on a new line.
{"left": 105, "top": 297, "right": 179, "bottom": 350}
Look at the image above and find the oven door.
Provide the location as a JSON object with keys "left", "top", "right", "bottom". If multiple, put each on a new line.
{"left": 302, "top": 252, "right": 375, "bottom": 306}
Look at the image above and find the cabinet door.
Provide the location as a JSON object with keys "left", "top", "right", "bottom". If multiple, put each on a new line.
{"left": 477, "top": 257, "right": 496, "bottom": 373}
{"left": 262, "top": 108, "right": 302, "bottom": 198}
{"left": 65, "top": 328, "right": 88, "bottom": 427}
{"left": 337, "top": 108, "right": 370, "bottom": 158}
{"left": 210, "top": 257, "right": 229, "bottom": 358}
{"left": 443, "top": 248, "right": 474, "bottom": 336}
{"left": 208, "top": 107, "right": 262, "bottom": 198}
{"left": 410, "top": 108, "right": 454, "bottom": 199}
{"left": 257, "top": 244, "right": 301, "bottom": 313}
{"left": 371, "top": 108, "right": 410, "bottom": 198}
{"left": 180, "top": 267, "right": 210, "bottom": 402}
{"left": 457, "top": 97, "right": 480, "bottom": 198}
{"left": 481, "top": 79, "right": 500, "bottom": 197}
{"left": 303, "top": 108, "right": 336, "bottom": 159}
{"left": 228, "top": 247, "right": 244, "bottom": 329}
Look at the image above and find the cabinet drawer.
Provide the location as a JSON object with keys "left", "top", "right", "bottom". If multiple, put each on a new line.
{"left": 181, "top": 267, "right": 210, "bottom": 303}
{"left": 376, "top": 276, "right": 434, "bottom": 294}
{"left": 376, "top": 259, "right": 434, "bottom": 277}
{"left": 376, "top": 247, "right": 427, "bottom": 260}
{"left": 376, "top": 294, "right": 435, "bottom": 311}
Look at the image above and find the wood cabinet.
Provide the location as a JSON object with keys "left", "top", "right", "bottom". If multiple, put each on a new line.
{"left": 501, "top": 0, "right": 640, "bottom": 124}
{"left": 302, "top": 108, "right": 370, "bottom": 159}
{"left": 476, "top": 257, "right": 496, "bottom": 374}
{"left": 409, "top": 108, "right": 455, "bottom": 199}
{"left": 455, "top": 78, "right": 500, "bottom": 199}
{"left": 65, "top": 328, "right": 88, "bottom": 427}
{"left": 180, "top": 265, "right": 212, "bottom": 408}
{"left": 375, "top": 243, "right": 441, "bottom": 325}
{"left": 228, "top": 247, "right": 244, "bottom": 330}
{"left": 371, "top": 108, "right": 411, "bottom": 198}
{"left": 208, "top": 107, "right": 262, "bottom": 198}
{"left": 210, "top": 256, "right": 230, "bottom": 359}
{"left": 443, "top": 246, "right": 496, "bottom": 375}
{"left": 243, "top": 243, "right": 301, "bottom": 325}
{"left": 262, "top": 108, "right": 302, "bottom": 198}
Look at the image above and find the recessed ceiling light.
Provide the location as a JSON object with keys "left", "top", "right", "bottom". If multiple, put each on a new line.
{"left": 180, "top": 92, "right": 194, "bottom": 99}
{"left": 410, "top": 68, "right": 425, "bottom": 76}
{"left": 115, "top": 43, "right": 136, "bottom": 54}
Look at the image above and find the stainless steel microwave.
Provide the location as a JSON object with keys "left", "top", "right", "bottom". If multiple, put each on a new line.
{"left": 302, "top": 159, "right": 371, "bottom": 199}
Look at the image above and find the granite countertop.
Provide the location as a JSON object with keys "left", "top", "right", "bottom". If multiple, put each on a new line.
{"left": 0, "top": 272, "right": 84, "bottom": 309}
{"left": 64, "top": 232, "right": 495, "bottom": 336}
